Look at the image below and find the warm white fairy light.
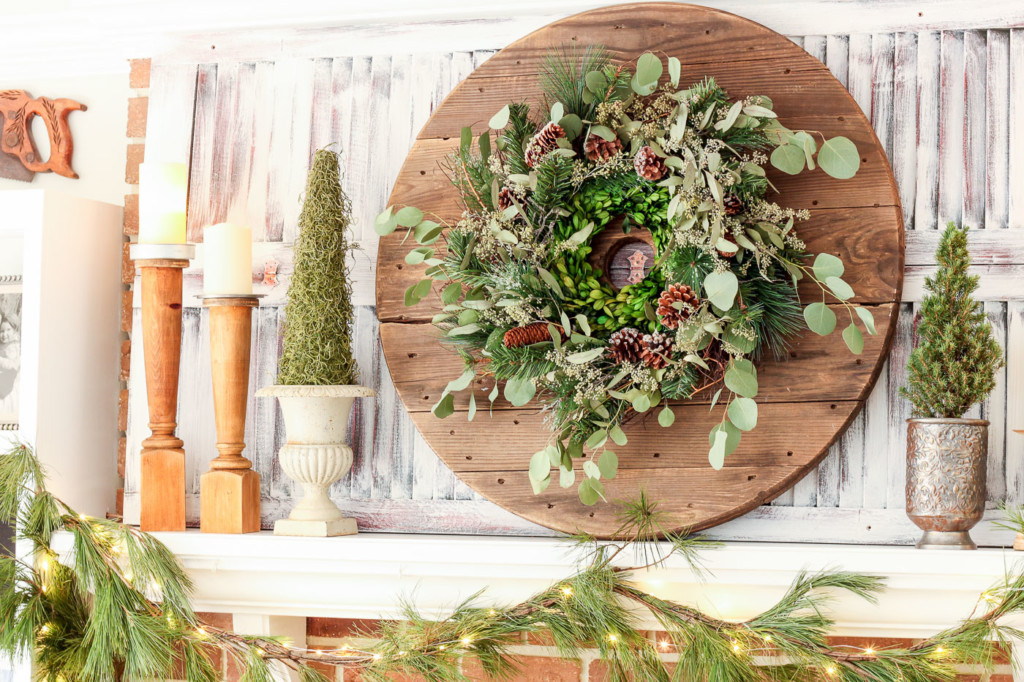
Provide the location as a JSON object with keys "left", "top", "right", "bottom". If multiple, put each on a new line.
{"left": 488, "top": 609, "right": 497, "bottom": 616}
{"left": 731, "top": 641, "right": 741, "bottom": 653}
{"left": 825, "top": 664, "right": 837, "bottom": 675}
{"left": 39, "top": 623, "right": 52, "bottom": 635}
{"left": 864, "top": 647, "right": 875, "bottom": 656}
{"left": 658, "top": 640, "right": 670, "bottom": 650}
{"left": 461, "top": 636, "right": 473, "bottom": 647}
{"left": 607, "top": 633, "right": 618, "bottom": 644}
{"left": 560, "top": 586, "right": 573, "bottom": 597}
{"left": 372, "top": 653, "right": 382, "bottom": 661}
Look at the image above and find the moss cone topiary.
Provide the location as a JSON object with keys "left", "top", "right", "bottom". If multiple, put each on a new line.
{"left": 277, "top": 148, "right": 358, "bottom": 386}
{"left": 900, "top": 222, "right": 1003, "bottom": 418}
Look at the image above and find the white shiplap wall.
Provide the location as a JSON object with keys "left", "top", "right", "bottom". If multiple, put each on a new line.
{"left": 125, "top": 14, "right": 1024, "bottom": 545}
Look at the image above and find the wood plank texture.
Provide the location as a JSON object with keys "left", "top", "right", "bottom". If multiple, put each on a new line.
{"left": 124, "top": 10, "right": 1024, "bottom": 544}
{"left": 376, "top": 4, "right": 903, "bottom": 535}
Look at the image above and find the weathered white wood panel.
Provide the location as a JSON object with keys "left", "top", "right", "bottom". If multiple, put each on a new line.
{"left": 126, "top": 22, "right": 1024, "bottom": 544}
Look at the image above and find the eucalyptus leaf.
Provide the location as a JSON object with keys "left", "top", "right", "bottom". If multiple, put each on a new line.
{"left": 460, "top": 126, "right": 473, "bottom": 154}
{"left": 668, "top": 56, "right": 681, "bottom": 87}
{"left": 559, "top": 465, "right": 576, "bottom": 488}
{"left": 404, "top": 278, "right": 432, "bottom": 306}
{"left": 609, "top": 424, "right": 628, "bottom": 446}
{"left": 818, "top": 136, "right": 861, "bottom": 179}
{"left": 478, "top": 131, "right": 491, "bottom": 161}
{"left": 445, "top": 368, "right": 476, "bottom": 393}
{"left": 590, "top": 125, "right": 617, "bottom": 142}
{"left": 803, "top": 301, "right": 837, "bottom": 336}
{"left": 724, "top": 361, "right": 758, "bottom": 398}
{"left": 537, "top": 267, "right": 564, "bottom": 298}
{"left": 504, "top": 377, "right": 536, "bottom": 406}
{"left": 855, "top": 306, "right": 877, "bottom": 335}
{"left": 825, "top": 276, "right": 855, "bottom": 301}
{"left": 632, "top": 392, "right": 651, "bottom": 413}
{"left": 709, "top": 420, "right": 741, "bottom": 462}
{"left": 374, "top": 207, "right": 399, "bottom": 235}
{"left": 585, "top": 429, "right": 608, "bottom": 450}
{"left": 708, "top": 429, "right": 728, "bottom": 470}
{"left": 558, "top": 114, "right": 583, "bottom": 140}
{"left": 432, "top": 393, "right": 455, "bottom": 419}
{"left": 441, "top": 282, "right": 462, "bottom": 305}
{"left": 449, "top": 323, "right": 481, "bottom": 336}
{"left": 567, "top": 347, "right": 605, "bottom": 364}
{"left": 843, "top": 322, "right": 864, "bottom": 355}
{"left": 727, "top": 397, "right": 758, "bottom": 431}
{"left": 703, "top": 270, "right": 739, "bottom": 310}
{"left": 714, "top": 101, "right": 742, "bottom": 132}
{"left": 583, "top": 461, "right": 601, "bottom": 480}
{"left": 396, "top": 206, "right": 423, "bottom": 228}
{"left": 770, "top": 144, "right": 805, "bottom": 175}
{"left": 467, "top": 393, "right": 477, "bottom": 421}
{"left": 812, "top": 253, "right": 845, "bottom": 279}
{"left": 598, "top": 450, "right": 618, "bottom": 479}
{"left": 709, "top": 387, "right": 723, "bottom": 411}
{"left": 578, "top": 479, "right": 599, "bottom": 505}
{"left": 659, "top": 406, "right": 676, "bottom": 427}
{"left": 550, "top": 101, "right": 564, "bottom": 124}
{"left": 488, "top": 104, "right": 510, "bottom": 129}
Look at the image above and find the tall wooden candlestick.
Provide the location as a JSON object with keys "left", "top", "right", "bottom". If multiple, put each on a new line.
{"left": 130, "top": 243, "right": 195, "bottom": 532}
{"left": 200, "top": 295, "right": 261, "bottom": 534}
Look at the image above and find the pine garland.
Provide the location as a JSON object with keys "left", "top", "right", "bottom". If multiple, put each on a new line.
{"left": 900, "top": 223, "right": 1003, "bottom": 418}
{"left": 4, "top": 444, "right": 1024, "bottom": 682}
{"left": 276, "top": 147, "right": 358, "bottom": 387}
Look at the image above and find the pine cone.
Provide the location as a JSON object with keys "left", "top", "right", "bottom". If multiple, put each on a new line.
{"left": 497, "top": 186, "right": 514, "bottom": 211}
{"left": 503, "top": 322, "right": 563, "bottom": 348}
{"left": 524, "top": 122, "right": 566, "bottom": 168}
{"left": 634, "top": 145, "right": 667, "bottom": 181}
{"left": 608, "top": 327, "right": 644, "bottom": 364}
{"left": 584, "top": 134, "right": 623, "bottom": 163}
{"left": 656, "top": 284, "right": 700, "bottom": 330}
{"left": 640, "top": 331, "right": 674, "bottom": 369}
{"left": 723, "top": 195, "right": 744, "bottom": 216}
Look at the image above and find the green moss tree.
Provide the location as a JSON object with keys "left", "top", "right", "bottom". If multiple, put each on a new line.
{"left": 277, "top": 148, "right": 357, "bottom": 386}
{"left": 900, "top": 222, "right": 1003, "bottom": 418}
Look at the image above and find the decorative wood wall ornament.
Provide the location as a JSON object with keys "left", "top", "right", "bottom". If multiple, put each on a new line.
{"left": 376, "top": 3, "right": 904, "bottom": 537}
{"left": 0, "top": 90, "right": 85, "bottom": 182}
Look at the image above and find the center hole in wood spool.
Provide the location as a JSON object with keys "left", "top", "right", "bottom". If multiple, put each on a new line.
{"left": 588, "top": 217, "right": 656, "bottom": 290}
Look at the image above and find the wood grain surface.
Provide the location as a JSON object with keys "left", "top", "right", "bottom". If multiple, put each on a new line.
{"left": 376, "top": 3, "right": 904, "bottom": 536}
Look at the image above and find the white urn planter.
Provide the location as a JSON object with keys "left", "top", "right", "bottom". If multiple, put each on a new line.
{"left": 255, "top": 384, "right": 375, "bottom": 537}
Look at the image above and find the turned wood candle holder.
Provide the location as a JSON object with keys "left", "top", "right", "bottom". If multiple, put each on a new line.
{"left": 200, "top": 294, "right": 262, "bottom": 534}
{"left": 130, "top": 243, "right": 196, "bottom": 532}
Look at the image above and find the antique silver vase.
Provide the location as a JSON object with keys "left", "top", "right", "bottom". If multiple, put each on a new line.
{"left": 906, "top": 418, "right": 988, "bottom": 550}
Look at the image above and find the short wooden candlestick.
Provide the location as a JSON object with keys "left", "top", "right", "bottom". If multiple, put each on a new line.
{"left": 130, "top": 243, "right": 195, "bottom": 532}
{"left": 200, "top": 295, "right": 261, "bottom": 534}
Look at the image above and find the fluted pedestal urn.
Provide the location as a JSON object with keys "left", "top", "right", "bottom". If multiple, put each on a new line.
{"left": 906, "top": 418, "right": 988, "bottom": 550}
{"left": 256, "top": 385, "right": 376, "bottom": 536}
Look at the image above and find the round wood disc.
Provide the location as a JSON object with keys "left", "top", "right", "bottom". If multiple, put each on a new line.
{"left": 377, "top": 2, "right": 904, "bottom": 537}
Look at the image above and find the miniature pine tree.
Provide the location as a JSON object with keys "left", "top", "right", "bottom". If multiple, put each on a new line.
{"left": 900, "top": 222, "right": 1003, "bottom": 418}
{"left": 277, "top": 148, "right": 357, "bottom": 386}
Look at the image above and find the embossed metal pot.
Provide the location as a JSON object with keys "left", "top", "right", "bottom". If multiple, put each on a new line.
{"left": 906, "top": 418, "right": 988, "bottom": 550}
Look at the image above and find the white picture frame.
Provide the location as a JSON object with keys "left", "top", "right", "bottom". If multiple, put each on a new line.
{"left": 0, "top": 275, "right": 22, "bottom": 429}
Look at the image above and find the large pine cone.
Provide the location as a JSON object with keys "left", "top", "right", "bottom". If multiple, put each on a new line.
{"left": 524, "top": 122, "right": 566, "bottom": 168}
{"left": 503, "top": 322, "right": 563, "bottom": 348}
{"left": 640, "top": 331, "right": 674, "bottom": 369}
{"left": 657, "top": 284, "right": 700, "bottom": 330}
{"left": 608, "top": 327, "right": 644, "bottom": 364}
{"left": 584, "top": 134, "right": 623, "bottom": 163}
{"left": 723, "top": 195, "right": 744, "bottom": 216}
{"left": 634, "top": 146, "right": 667, "bottom": 181}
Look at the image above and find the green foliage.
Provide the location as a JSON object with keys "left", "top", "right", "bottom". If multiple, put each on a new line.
{"left": 900, "top": 223, "right": 1004, "bottom": 418}
{"left": 4, "top": 447, "right": 1024, "bottom": 682}
{"left": 277, "top": 148, "right": 358, "bottom": 386}
{"left": 540, "top": 44, "right": 610, "bottom": 119}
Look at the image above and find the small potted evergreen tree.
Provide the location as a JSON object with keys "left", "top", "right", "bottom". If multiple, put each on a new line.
{"left": 256, "top": 148, "right": 374, "bottom": 537}
{"left": 901, "top": 222, "right": 1003, "bottom": 550}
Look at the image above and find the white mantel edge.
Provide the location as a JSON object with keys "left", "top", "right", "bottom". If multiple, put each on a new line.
{"left": 53, "top": 530, "right": 1024, "bottom": 641}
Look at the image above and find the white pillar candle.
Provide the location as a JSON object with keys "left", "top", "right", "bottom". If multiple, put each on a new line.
{"left": 138, "top": 162, "right": 188, "bottom": 244}
{"left": 203, "top": 223, "right": 253, "bottom": 295}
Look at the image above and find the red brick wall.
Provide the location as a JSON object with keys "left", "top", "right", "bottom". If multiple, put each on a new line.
{"left": 116, "top": 58, "right": 151, "bottom": 515}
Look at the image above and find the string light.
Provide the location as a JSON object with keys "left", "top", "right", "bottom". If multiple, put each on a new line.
{"left": 825, "top": 665, "right": 838, "bottom": 676}
{"left": 607, "top": 633, "right": 618, "bottom": 644}
{"left": 935, "top": 646, "right": 946, "bottom": 655}
{"left": 372, "top": 653, "right": 382, "bottom": 661}
{"left": 658, "top": 640, "right": 670, "bottom": 650}
{"left": 488, "top": 609, "right": 497, "bottom": 616}
{"left": 461, "top": 636, "right": 473, "bottom": 647}
{"left": 864, "top": 647, "right": 875, "bottom": 656}
{"left": 560, "top": 586, "right": 573, "bottom": 597}
{"left": 764, "top": 635, "right": 772, "bottom": 643}
{"left": 39, "top": 624, "right": 52, "bottom": 635}
{"left": 731, "top": 641, "right": 741, "bottom": 653}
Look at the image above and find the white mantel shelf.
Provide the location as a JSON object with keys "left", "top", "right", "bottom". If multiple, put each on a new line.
{"left": 73, "top": 531, "right": 1024, "bottom": 640}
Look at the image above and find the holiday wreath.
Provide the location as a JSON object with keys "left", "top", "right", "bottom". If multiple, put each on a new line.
{"left": 376, "top": 47, "right": 875, "bottom": 505}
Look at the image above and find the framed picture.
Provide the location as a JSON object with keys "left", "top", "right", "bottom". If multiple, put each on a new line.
{"left": 0, "top": 275, "right": 22, "bottom": 429}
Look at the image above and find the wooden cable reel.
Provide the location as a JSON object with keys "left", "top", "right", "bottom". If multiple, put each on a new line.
{"left": 376, "top": 3, "right": 904, "bottom": 537}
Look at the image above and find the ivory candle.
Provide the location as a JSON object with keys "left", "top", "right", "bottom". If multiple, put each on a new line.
{"left": 138, "top": 162, "right": 187, "bottom": 244}
{"left": 203, "top": 223, "right": 253, "bottom": 295}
